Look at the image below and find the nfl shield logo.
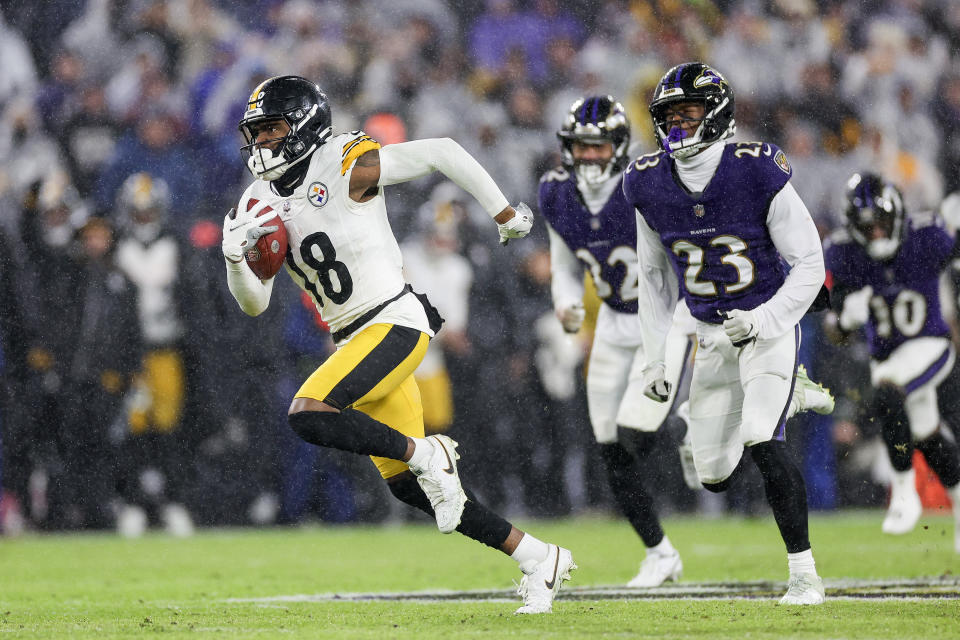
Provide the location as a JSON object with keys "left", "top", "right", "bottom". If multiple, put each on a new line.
{"left": 693, "top": 204, "right": 705, "bottom": 218}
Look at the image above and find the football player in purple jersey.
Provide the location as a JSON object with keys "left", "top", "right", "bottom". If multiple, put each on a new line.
{"left": 623, "top": 62, "right": 827, "bottom": 605}
{"left": 541, "top": 94, "right": 835, "bottom": 589}
{"left": 540, "top": 95, "right": 695, "bottom": 587}
{"left": 825, "top": 173, "right": 960, "bottom": 552}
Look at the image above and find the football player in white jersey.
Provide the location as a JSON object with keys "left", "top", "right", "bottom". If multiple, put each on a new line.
{"left": 221, "top": 76, "right": 573, "bottom": 614}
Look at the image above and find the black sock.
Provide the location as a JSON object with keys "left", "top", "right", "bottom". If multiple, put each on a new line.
{"left": 749, "top": 440, "right": 810, "bottom": 554}
{"left": 387, "top": 472, "right": 512, "bottom": 550}
{"left": 619, "top": 427, "right": 659, "bottom": 460}
{"left": 917, "top": 428, "right": 960, "bottom": 488}
{"left": 288, "top": 409, "right": 408, "bottom": 459}
{"left": 598, "top": 441, "right": 663, "bottom": 548}
{"left": 876, "top": 384, "right": 913, "bottom": 471}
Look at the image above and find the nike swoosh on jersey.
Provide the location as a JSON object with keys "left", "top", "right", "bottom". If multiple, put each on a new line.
{"left": 543, "top": 546, "right": 560, "bottom": 589}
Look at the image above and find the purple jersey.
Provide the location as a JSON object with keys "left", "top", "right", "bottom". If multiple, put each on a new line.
{"left": 539, "top": 167, "right": 638, "bottom": 314}
{"left": 824, "top": 213, "right": 953, "bottom": 361}
{"left": 622, "top": 142, "right": 791, "bottom": 323}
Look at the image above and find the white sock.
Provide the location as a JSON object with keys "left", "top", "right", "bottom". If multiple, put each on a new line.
{"left": 786, "top": 398, "right": 799, "bottom": 420}
{"left": 891, "top": 468, "right": 916, "bottom": 495}
{"left": 406, "top": 437, "right": 434, "bottom": 472}
{"left": 511, "top": 534, "right": 550, "bottom": 574}
{"left": 948, "top": 483, "right": 960, "bottom": 515}
{"left": 649, "top": 535, "right": 676, "bottom": 556}
{"left": 787, "top": 549, "right": 817, "bottom": 576}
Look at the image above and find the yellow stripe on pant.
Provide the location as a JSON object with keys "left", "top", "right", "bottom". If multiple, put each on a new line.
{"left": 295, "top": 323, "right": 430, "bottom": 479}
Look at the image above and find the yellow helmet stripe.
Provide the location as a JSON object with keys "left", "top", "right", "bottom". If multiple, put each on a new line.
{"left": 247, "top": 78, "right": 274, "bottom": 110}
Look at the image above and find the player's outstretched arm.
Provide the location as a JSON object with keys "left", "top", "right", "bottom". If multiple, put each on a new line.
{"left": 363, "top": 138, "right": 532, "bottom": 242}
{"left": 222, "top": 207, "right": 276, "bottom": 316}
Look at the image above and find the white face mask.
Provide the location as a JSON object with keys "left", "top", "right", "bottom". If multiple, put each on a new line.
{"left": 575, "top": 159, "right": 617, "bottom": 188}
{"left": 43, "top": 224, "right": 73, "bottom": 248}
{"left": 867, "top": 237, "right": 899, "bottom": 260}
{"left": 132, "top": 221, "right": 161, "bottom": 243}
{"left": 247, "top": 146, "right": 289, "bottom": 181}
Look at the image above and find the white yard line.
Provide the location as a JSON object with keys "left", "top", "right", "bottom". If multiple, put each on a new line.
{"left": 226, "top": 577, "right": 960, "bottom": 603}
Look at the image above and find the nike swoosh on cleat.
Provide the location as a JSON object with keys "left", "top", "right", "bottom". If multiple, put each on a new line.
{"left": 436, "top": 439, "right": 455, "bottom": 474}
{"left": 543, "top": 547, "right": 560, "bottom": 590}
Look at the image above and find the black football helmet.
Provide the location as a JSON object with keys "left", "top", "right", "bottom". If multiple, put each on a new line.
{"left": 844, "top": 172, "right": 905, "bottom": 261}
{"left": 557, "top": 95, "right": 630, "bottom": 186}
{"left": 649, "top": 62, "right": 735, "bottom": 159}
{"left": 116, "top": 172, "right": 170, "bottom": 242}
{"left": 239, "top": 75, "right": 333, "bottom": 180}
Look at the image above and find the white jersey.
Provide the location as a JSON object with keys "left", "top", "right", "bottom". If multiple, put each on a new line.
{"left": 235, "top": 131, "right": 431, "bottom": 339}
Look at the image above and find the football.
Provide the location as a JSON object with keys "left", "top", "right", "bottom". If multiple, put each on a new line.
{"left": 244, "top": 213, "right": 288, "bottom": 280}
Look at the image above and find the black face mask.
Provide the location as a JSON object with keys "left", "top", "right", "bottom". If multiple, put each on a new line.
{"left": 12, "top": 125, "right": 28, "bottom": 147}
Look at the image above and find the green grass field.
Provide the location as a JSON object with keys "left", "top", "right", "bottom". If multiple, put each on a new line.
{"left": 2, "top": 511, "right": 958, "bottom": 639}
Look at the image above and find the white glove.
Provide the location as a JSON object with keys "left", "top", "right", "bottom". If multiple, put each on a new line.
{"left": 556, "top": 303, "right": 585, "bottom": 334}
{"left": 642, "top": 362, "right": 672, "bottom": 403}
{"left": 722, "top": 309, "right": 758, "bottom": 347}
{"left": 222, "top": 207, "right": 279, "bottom": 264}
{"left": 940, "top": 192, "right": 960, "bottom": 232}
{"left": 838, "top": 285, "right": 873, "bottom": 332}
{"left": 497, "top": 202, "right": 534, "bottom": 245}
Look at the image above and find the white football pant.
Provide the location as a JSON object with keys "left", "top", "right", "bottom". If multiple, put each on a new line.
{"left": 586, "top": 304, "right": 694, "bottom": 444}
{"left": 687, "top": 321, "right": 799, "bottom": 485}
{"left": 870, "top": 336, "right": 955, "bottom": 441}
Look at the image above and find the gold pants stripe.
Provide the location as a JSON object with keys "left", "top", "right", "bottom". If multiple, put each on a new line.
{"left": 295, "top": 323, "right": 429, "bottom": 478}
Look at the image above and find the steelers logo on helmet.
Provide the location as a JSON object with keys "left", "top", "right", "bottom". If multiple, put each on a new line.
{"left": 238, "top": 75, "right": 334, "bottom": 181}
{"left": 308, "top": 181, "right": 329, "bottom": 207}
{"left": 556, "top": 95, "right": 631, "bottom": 187}
{"left": 649, "top": 62, "right": 736, "bottom": 159}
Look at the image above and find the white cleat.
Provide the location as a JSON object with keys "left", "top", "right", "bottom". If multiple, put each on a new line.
{"left": 162, "top": 503, "right": 195, "bottom": 538}
{"left": 778, "top": 572, "right": 825, "bottom": 605}
{"left": 882, "top": 483, "right": 922, "bottom": 535}
{"left": 792, "top": 365, "right": 835, "bottom": 416}
{"left": 117, "top": 504, "right": 147, "bottom": 538}
{"left": 515, "top": 545, "right": 576, "bottom": 614}
{"left": 410, "top": 435, "right": 467, "bottom": 534}
{"left": 674, "top": 402, "right": 700, "bottom": 491}
{"left": 627, "top": 548, "right": 683, "bottom": 587}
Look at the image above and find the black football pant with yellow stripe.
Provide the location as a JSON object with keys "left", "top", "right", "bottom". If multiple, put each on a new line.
{"left": 288, "top": 323, "right": 512, "bottom": 549}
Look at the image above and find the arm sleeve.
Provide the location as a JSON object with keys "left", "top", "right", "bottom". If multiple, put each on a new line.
{"left": 224, "top": 259, "right": 275, "bottom": 316}
{"left": 636, "top": 209, "right": 679, "bottom": 366}
{"left": 547, "top": 226, "right": 584, "bottom": 311}
{"left": 378, "top": 138, "right": 510, "bottom": 217}
{"left": 755, "top": 182, "right": 826, "bottom": 339}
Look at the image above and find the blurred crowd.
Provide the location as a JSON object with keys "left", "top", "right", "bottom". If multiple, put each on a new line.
{"left": 1, "top": 0, "right": 960, "bottom": 535}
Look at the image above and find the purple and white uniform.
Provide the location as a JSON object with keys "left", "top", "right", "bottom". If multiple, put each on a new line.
{"left": 625, "top": 141, "right": 825, "bottom": 483}
{"left": 826, "top": 213, "right": 956, "bottom": 439}
{"left": 540, "top": 166, "right": 695, "bottom": 441}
